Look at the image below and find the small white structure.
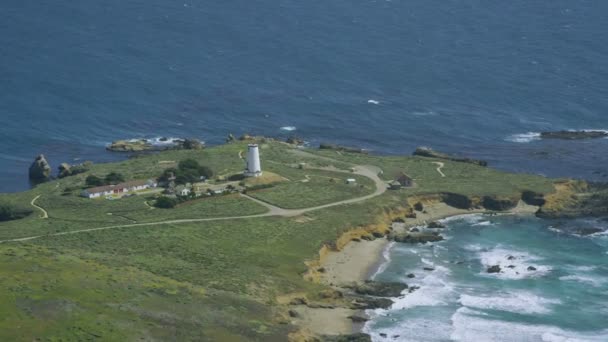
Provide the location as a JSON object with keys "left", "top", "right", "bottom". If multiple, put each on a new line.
{"left": 244, "top": 144, "right": 262, "bottom": 177}
{"left": 346, "top": 178, "right": 357, "bottom": 185}
{"left": 81, "top": 179, "right": 158, "bottom": 199}
{"left": 176, "top": 185, "right": 192, "bottom": 197}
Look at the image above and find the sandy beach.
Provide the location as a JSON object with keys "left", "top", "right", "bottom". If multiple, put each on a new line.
{"left": 296, "top": 200, "right": 540, "bottom": 338}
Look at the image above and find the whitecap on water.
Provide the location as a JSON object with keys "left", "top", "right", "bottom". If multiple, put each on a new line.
{"left": 505, "top": 132, "right": 542, "bottom": 143}
{"left": 279, "top": 126, "right": 296, "bottom": 131}
{"left": 367, "top": 99, "right": 380, "bottom": 105}
{"left": 559, "top": 275, "right": 606, "bottom": 287}
{"left": 478, "top": 247, "right": 551, "bottom": 279}
{"left": 472, "top": 220, "right": 494, "bottom": 227}
{"left": 450, "top": 307, "right": 608, "bottom": 342}
{"left": 459, "top": 291, "right": 561, "bottom": 315}
{"left": 389, "top": 265, "right": 454, "bottom": 311}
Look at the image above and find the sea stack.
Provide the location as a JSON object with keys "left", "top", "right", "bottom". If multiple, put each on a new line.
{"left": 244, "top": 144, "right": 262, "bottom": 177}
{"left": 29, "top": 154, "right": 52, "bottom": 181}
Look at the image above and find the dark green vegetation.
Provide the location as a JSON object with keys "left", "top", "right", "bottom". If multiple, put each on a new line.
{"left": 0, "top": 202, "right": 33, "bottom": 222}
{"left": 85, "top": 172, "right": 125, "bottom": 187}
{"left": 0, "top": 140, "right": 556, "bottom": 341}
{"left": 154, "top": 196, "right": 179, "bottom": 209}
{"left": 159, "top": 158, "right": 214, "bottom": 185}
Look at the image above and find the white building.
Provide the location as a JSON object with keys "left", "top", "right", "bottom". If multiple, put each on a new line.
{"left": 81, "top": 179, "right": 158, "bottom": 199}
{"left": 244, "top": 144, "right": 262, "bottom": 177}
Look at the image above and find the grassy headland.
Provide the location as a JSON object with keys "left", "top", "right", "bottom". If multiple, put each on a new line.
{"left": 0, "top": 139, "right": 557, "bottom": 341}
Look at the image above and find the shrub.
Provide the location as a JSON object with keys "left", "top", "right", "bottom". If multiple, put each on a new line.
{"left": 163, "top": 159, "right": 214, "bottom": 185}
{"left": 0, "top": 203, "right": 33, "bottom": 222}
{"left": 198, "top": 166, "right": 214, "bottom": 179}
{"left": 154, "top": 196, "right": 178, "bottom": 209}
{"left": 85, "top": 175, "right": 105, "bottom": 187}
{"left": 104, "top": 172, "right": 125, "bottom": 185}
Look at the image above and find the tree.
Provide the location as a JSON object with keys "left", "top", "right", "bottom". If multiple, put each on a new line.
{"left": 198, "top": 166, "right": 214, "bottom": 179}
{"left": 154, "top": 196, "right": 178, "bottom": 209}
{"left": 175, "top": 169, "right": 200, "bottom": 184}
{"left": 178, "top": 159, "right": 201, "bottom": 171}
{"left": 85, "top": 175, "right": 105, "bottom": 187}
{"left": 104, "top": 172, "right": 125, "bottom": 185}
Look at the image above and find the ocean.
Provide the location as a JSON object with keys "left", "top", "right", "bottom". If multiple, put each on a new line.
{"left": 365, "top": 215, "right": 608, "bottom": 342}
{"left": 2, "top": 1, "right": 608, "bottom": 340}
{"left": 1, "top": 0, "right": 608, "bottom": 192}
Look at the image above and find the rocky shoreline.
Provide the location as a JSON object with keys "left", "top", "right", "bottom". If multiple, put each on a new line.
{"left": 288, "top": 198, "right": 540, "bottom": 341}
{"left": 106, "top": 137, "right": 204, "bottom": 152}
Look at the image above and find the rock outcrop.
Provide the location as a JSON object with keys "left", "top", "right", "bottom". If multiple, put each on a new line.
{"left": 389, "top": 232, "right": 444, "bottom": 244}
{"left": 487, "top": 265, "right": 501, "bottom": 273}
{"left": 29, "top": 154, "right": 52, "bottom": 181}
{"left": 482, "top": 196, "right": 519, "bottom": 211}
{"left": 320, "top": 333, "right": 372, "bottom": 342}
{"left": 522, "top": 190, "right": 546, "bottom": 206}
{"left": 107, "top": 138, "right": 204, "bottom": 152}
{"left": 57, "top": 161, "right": 92, "bottom": 179}
{"left": 319, "top": 143, "right": 367, "bottom": 154}
{"left": 414, "top": 147, "right": 488, "bottom": 167}
{"left": 347, "top": 281, "right": 408, "bottom": 297}
{"left": 540, "top": 130, "right": 608, "bottom": 140}
{"left": 286, "top": 136, "right": 305, "bottom": 145}
{"left": 537, "top": 180, "right": 608, "bottom": 218}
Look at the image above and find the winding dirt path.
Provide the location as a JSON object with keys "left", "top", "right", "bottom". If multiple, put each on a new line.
{"left": 1, "top": 165, "right": 387, "bottom": 244}
{"left": 432, "top": 162, "right": 446, "bottom": 177}
{"left": 30, "top": 195, "right": 48, "bottom": 219}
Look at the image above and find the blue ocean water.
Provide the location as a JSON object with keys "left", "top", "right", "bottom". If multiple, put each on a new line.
{"left": 1, "top": 0, "right": 608, "bottom": 192}
{"left": 365, "top": 215, "right": 608, "bottom": 341}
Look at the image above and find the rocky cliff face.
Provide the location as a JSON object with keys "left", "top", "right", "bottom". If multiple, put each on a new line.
{"left": 537, "top": 180, "right": 608, "bottom": 218}
{"left": 29, "top": 154, "right": 52, "bottom": 181}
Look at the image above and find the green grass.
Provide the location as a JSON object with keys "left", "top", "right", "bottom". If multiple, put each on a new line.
{"left": 0, "top": 140, "right": 558, "bottom": 341}
{"left": 249, "top": 169, "right": 375, "bottom": 209}
{"left": 0, "top": 245, "right": 289, "bottom": 341}
{"left": 311, "top": 150, "right": 554, "bottom": 197}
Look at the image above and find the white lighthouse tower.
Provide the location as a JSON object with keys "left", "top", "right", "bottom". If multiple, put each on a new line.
{"left": 245, "top": 144, "right": 262, "bottom": 177}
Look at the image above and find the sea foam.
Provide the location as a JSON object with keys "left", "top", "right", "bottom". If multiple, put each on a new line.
{"left": 450, "top": 307, "right": 608, "bottom": 342}
{"left": 479, "top": 247, "right": 551, "bottom": 279}
{"left": 279, "top": 126, "right": 296, "bottom": 131}
{"left": 459, "top": 291, "right": 561, "bottom": 314}
{"left": 506, "top": 132, "right": 542, "bottom": 143}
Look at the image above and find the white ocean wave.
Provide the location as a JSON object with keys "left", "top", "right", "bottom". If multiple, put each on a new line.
{"left": 459, "top": 291, "right": 561, "bottom": 314}
{"left": 388, "top": 265, "right": 454, "bottom": 311}
{"left": 371, "top": 242, "right": 396, "bottom": 280}
{"left": 363, "top": 317, "right": 452, "bottom": 342}
{"left": 479, "top": 247, "right": 551, "bottom": 279}
{"left": 473, "top": 220, "right": 494, "bottom": 227}
{"left": 506, "top": 132, "right": 542, "bottom": 143}
{"left": 451, "top": 307, "right": 608, "bottom": 342}
{"left": 367, "top": 99, "right": 380, "bottom": 105}
{"left": 279, "top": 126, "right": 296, "bottom": 131}
{"left": 559, "top": 275, "right": 606, "bottom": 287}
{"left": 439, "top": 213, "right": 486, "bottom": 225}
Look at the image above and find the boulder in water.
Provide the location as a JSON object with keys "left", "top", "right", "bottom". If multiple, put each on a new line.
{"left": 29, "top": 154, "right": 52, "bottom": 181}
{"left": 487, "top": 265, "right": 501, "bottom": 273}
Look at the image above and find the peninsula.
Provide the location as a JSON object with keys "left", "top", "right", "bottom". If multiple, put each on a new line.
{"left": 1, "top": 137, "right": 605, "bottom": 341}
